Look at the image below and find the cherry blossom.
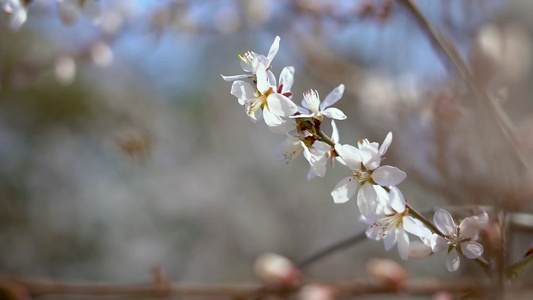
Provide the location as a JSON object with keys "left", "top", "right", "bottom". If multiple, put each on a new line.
{"left": 221, "top": 36, "right": 280, "bottom": 81}
{"left": 430, "top": 209, "right": 488, "bottom": 272}
{"left": 293, "top": 85, "right": 347, "bottom": 121}
{"left": 231, "top": 63, "right": 297, "bottom": 126}
{"left": 330, "top": 132, "right": 406, "bottom": 209}
{"left": 362, "top": 186, "right": 430, "bottom": 260}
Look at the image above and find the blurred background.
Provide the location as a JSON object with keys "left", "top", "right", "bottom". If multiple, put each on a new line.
{"left": 1, "top": 0, "right": 533, "bottom": 296}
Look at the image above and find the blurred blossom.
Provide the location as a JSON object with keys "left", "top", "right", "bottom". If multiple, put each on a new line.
{"left": 214, "top": 7, "right": 240, "bottom": 34}
{"left": 245, "top": 0, "right": 272, "bottom": 27}
{"left": 57, "top": 0, "right": 82, "bottom": 25}
{"left": 100, "top": 10, "right": 124, "bottom": 34}
{"left": 90, "top": 41, "right": 113, "bottom": 67}
{"left": 54, "top": 56, "right": 77, "bottom": 86}
{"left": 298, "top": 284, "right": 335, "bottom": 300}
{"left": 1, "top": 0, "right": 27, "bottom": 30}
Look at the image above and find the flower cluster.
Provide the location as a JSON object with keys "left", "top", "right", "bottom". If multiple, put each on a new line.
{"left": 222, "top": 36, "right": 489, "bottom": 272}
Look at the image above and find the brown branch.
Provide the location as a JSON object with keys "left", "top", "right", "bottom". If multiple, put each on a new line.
{"left": 1, "top": 273, "right": 527, "bottom": 298}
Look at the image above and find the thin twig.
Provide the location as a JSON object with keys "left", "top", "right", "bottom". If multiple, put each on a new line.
{"left": 1, "top": 273, "right": 522, "bottom": 298}
{"left": 296, "top": 231, "right": 367, "bottom": 269}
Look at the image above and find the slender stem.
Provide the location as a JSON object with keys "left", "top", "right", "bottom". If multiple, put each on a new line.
{"left": 296, "top": 231, "right": 367, "bottom": 269}
{"left": 508, "top": 252, "right": 533, "bottom": 274}
{"left": 406, "top": 202, "right": 444, "bottom": 237}
{"left": 316, "top": 125, "right": 335, "bottom": 147}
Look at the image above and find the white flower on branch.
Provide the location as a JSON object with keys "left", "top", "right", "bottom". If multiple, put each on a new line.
{"left": 292, "top": 85, "right": 347, "bottom": 121}
{"left": 362, "top": 186, "right": 430, "bottom": 260}
{"left": 330, "top": 132, "right": 406, "bottom": 207}
{"left": 231, "top": 62, "right": 297, "bottom": 126}
{"left": 221, "top": 36, "right": 280, "bottom": 81}
{"left": 430, "top": 209, "right": 489, "bottom": 272}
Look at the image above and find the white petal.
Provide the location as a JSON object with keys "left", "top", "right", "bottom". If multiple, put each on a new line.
{"left": 461, "top": 241, "right": 484, "bottom": 259}
{"left": 331, "top": 177, "right": 359, "bottom": 204}
{"left": 372, "top": 166, "right": 407, "bottom": 186}
{"left": 402, "top": 216, "right": 430, "bottom": 238}
{"left": 266, "top": 36, "right": 280, "bottom": 65}
{"left": 365, "top": 222, "right": 383, "bottom": 240}
{"left": 322, "top": 107, "right": 347, "bottom": 120}
{"left": 459, "top": 212, "right": 489, "bottom": 239}
{"left": 431, "top": 235, "right": 448, "bottom": 253}
{"left": 274, "top": 138, "right": 302, "bottom": 163}
{"left": 445, "top": 249, "right": 461, "bottom": 272}
{"left": 357, "top": 183, "right": 378, "bottom": 216}
{"left": 379, "top": 132, "right": 393, "bottom": 157}
{"left": 231, "top": 80, "right": 256, "bottom": 104}
{"left": 397, "top": 229, "right": 410, "bottom": 260}
{"left": 360, "top": 142, "right": 380, "bottom": 170}
{"left": 384, "top": 228, "right": 397, "bottom": 250}
{"left": 256, "top": 63, "right": 270, "bottom": 93}
{"left": 433, "top": 209, "right": 456, "bottom": 236}
{"left": 263, "top": 108, "right": 284, "bottom": 127}
{"left": 279, "top": 66, "right": 295, "bottom": 93}
{"left": 320, "top": 84, "right": 345, "bottom": 109}
{"left": 331, "top": 120, "right": 339, "bottom": 143}
{"left": 221, "top": 73, "right": 250, "bottom": 81}
{"left": 335, "top": 144, "right": 362, "bottom": 170}
{"left": 409, "top": 241, "right": 433, "bottom": 259}
{"left": 267, "top": 70, "right": 277, "bottom": 87}
{"left": 389, "top": 186, "right": 406, "bottom": 213}
{"left": 267, "top": 93, "right": 298, "bottom": 117}
{"left": 240, "top": 58, "right": 253, "bottom": 72}
{"left": 307, "top": 156, "right": 327, "bottom": 179}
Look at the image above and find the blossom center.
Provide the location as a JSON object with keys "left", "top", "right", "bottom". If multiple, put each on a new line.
{"left": 371, "top": 213, "right": 405, "bottom": 237}
{"left": 351, "top": 169, "right": 370, "bottom": 183}
{"left": 239, "top": 51, "right": 256, "bottom": 67}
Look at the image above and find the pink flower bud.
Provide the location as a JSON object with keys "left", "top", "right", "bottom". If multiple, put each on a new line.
{"left": 253, "top": 253, "right": 301, "bottom": 288}
{"left": 298, "top": 284, "right": 336, "bottom": 300}
{"left": 366, "top": 258, "right": 409, "bottom": 288}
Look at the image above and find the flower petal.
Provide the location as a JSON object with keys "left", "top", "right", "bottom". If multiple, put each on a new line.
{"left": 379, "top": 132, "right": 393, "bottom": 157}
{"left": 256, "top": 63, "right": 270, "bottom": 93}
{"left": 331, "top": 120, "right": 339, "bottom": 143}
{"left": 433, "top": 209, "right": 456, "bottom": 236}
{"left": 267, "top": 93, "right": 298, "bottom": 117}
{"left": 231, "top": 80, "right": 256, "bottom": 105}
{"left": 240, "top": 58, "right": 253, "bottom": 72}
{"left": 221, "top": 73, "right": 250, "bottom": 81}
{"left": 263, "top": 107, "right": 284, "bottom": 127}
{"left": 274, "top": 137, "right": 302, "bottom": 163}
{"left": 335, "top": 144, "right": 362, "bottom": 170}
{"left": 430, "top": 235, "right": 448, "bottom": 253}
{"left": 331, "top": 177, "right": 359, "bottom": 204}
{"left": 389, "top": 186, "right": 406, "bottom": 213}
{"left": 403, "top": 216, "right": 430, "bottom": 239}
{"left": 357, "top": 183, "right": 378, "bottom": 216}
{"left": 384, "top": 228, "right": 397, "bottom": 250}
{"left": 320, "top": 84, "right": 344, "bottom": 109}
{"left": 360, "top": 142, "right": 380, "bottom": 170}
{"left": 445, "top": 249, "right": 461, "bottom": 272}
{"left": 461, "top": 241, "right": 484, "bottom": 259}
{"left": 279, "top": 67, "right": 295, "bottom": 94}
{"left": 372, "top": 166, "right": 407, "bottom": 186}
{"left": 397, "top": 228, "right": 410, "bottom": 260}
{"left": 266, "top": 36, "right": 280, "bottom": 65}
{"left": 459, "top": 212, "right": 489, "bottom": 239}
{"left": 322, "top": 107, "right": 347, "bottom": 120}
{"left": 409, "top": 241, "right": 433, "bottom": 259}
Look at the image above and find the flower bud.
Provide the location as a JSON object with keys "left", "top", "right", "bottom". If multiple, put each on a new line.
{"left": 366, "top": 258, "right": 409, "bottom": 288}
{"left": 298, "top": 284, "right": 335, "bottom": 300}
{"left": 253, "top": 253, "right": 301, "bottom": 288}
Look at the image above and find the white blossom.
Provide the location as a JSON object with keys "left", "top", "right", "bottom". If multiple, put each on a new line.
{"left": 293, "top": 85, "right": 347, "bottom": 121}
{"left": 330, "top": 132, "right": 406, "bottom": 209}
{"left": 430, "top": 209, "right": 488, "bottom": 272}
{"left": 221, "top": 36, "right": 280, "bottom": 81}
{"left": 231, "top": 63, "right": 298, "bottom": 126}
{"left": 362, "top": 186, "right": 430, "bottom": 260}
